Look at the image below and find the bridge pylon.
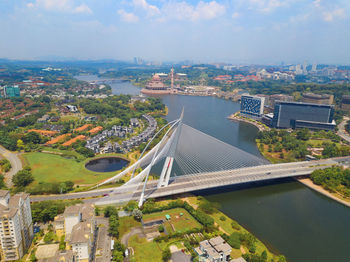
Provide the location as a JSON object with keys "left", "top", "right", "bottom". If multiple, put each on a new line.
{"left": 157, "top": 108, "right": 183, "bottom": 188}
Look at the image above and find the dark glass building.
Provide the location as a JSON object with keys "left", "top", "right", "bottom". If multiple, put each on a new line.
{"left": 272, "top": 101, "right": 335, "bottom": 130}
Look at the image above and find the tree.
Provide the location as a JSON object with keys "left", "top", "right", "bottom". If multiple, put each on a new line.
{"left": 12, "top": 167, "right": 34, "bottom": 188}
{"left": 162, "top": 247, "right": 171, "bottom": 262}
{"left": 158, "top": 224, "right": 164, "bottom": 232}
{"left": 198, "top": 200, "right": 219, "bottom": 214}
{"left": 59, "top": 235, "right": 66, "bottom": 250}
{"left": 23, "top": 132, "right": 41, "bottom": 144}
{"left": 124, "top": 200, "right": 138, "bottom": 212}
{"left": 227, "top": 232, "right": 241, "bottom": 249}
{"left": 0, "top": 174, "right": 5, "bottom": 189}
{"left": 104, "top": 206, "right": 118, "bottom": 218}
{"left": 278, "top": 255, "right": 287, "bottom": 262}
{"left": 231, "top": 221, "right": 240, "bottom": 230}
{"left": 296, "top": 128, "right": 310, "bottom": 140}
{"left": 17, "top": 139, "right": 24, "bottom": 150}
{"left": 111, "top": 251, "right": 124, "bottom": 262}
{"left": 132, "top": 208, "right": 143, "bottom": 221}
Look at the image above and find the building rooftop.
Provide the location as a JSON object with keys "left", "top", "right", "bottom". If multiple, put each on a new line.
{"left": 0, "top": 189, "right": 9, "bottom": 197}
{"left": 209, "top": 236, "right": 225, "bottom": 246}
{"left": 70, "top": 221, "right": 91, "bottom": 244}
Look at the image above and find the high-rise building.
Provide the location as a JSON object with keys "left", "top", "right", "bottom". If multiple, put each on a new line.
{"left": 295, "top": 64, "right": 303, "bottom": 75}
{"left": 272, "top": 101, "right": 335, "bottom": 130}
{"left": 4, "top": 86, "right": 20, "bottom": 98}
{"left": 311, "top": 63, "right": 317, "bottom": 72}
{"left": 240, "top": 95, "right": 265, "bottom": 118}
{"left": 303, "top": 61, "right": 308, "bottom": 74}
{"left": 170, "top": 67, "right": 174, "bottom": 91}
{"left": 0, "top": 190, "right": 33, "bottom": 261}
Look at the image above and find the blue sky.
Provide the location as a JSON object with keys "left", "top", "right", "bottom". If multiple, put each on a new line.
{"left": 0, "top": 0, "right": 349, "bottom": 64}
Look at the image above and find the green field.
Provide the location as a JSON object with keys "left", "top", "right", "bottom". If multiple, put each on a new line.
{"left": 128, "top": 235, "right": 163, "bottom": 262}
{"left": 22, "top": 152, "right": 120, "bottom": 185}
{"left": 143, "top": 208, "right": 202, "bottom": 233}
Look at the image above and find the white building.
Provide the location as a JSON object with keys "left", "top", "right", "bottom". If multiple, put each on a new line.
{"left": 195, "top": 236, "right": 232, "bottom": 262}
{"left": 70, "top": 221, "right": 94, "bottom": 261}
{"left": 56, "top": 204, "right": 95, "bottom": 262}
{"left": 0, "top": 190, "right": 33, "bottom": 261}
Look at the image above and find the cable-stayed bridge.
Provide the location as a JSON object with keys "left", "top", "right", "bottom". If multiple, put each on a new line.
{"left": 30, "top": 112, "right": 349, "bottom": 204}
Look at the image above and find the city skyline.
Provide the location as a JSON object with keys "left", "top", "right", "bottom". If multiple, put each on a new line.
{"left": 1, "top": 0, "right": 350, "bottom": 64}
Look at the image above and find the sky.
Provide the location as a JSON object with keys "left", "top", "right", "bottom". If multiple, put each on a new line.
{"left": 0, "top": 0, "right": 349, "bottom": 64}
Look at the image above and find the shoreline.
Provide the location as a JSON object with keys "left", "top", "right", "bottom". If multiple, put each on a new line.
{"left": 297, "top": 178, "right": 350, "bottom": 208}
{"left": 227, "top": 112, "right": 269, "bottom": 132}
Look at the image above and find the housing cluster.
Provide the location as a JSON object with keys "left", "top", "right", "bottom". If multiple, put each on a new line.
{"left": 85, "top": 114, "right": 157, "bottom": 154}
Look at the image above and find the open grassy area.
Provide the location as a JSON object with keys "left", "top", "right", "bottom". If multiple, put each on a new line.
{"left": 118, "top": 216, "right": 141, "bottom": 239}
{"left": 143, "top": 208, "right": 202, "bottom": 233}
{"left": 128, "top": 235, "right": 163, "bottom": 262}
{"left": 22, "top": 152, "right": 121, "bottom": 185}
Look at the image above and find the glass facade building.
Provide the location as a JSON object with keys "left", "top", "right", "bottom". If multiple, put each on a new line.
{"left": 272, "top": 101, "right": 335, "bottom": 130}
{"left": 4, "top": 86, "right": 20, "bottom": 98}
{"left": 240, "top": 95, "right": 265, "bottom": 117}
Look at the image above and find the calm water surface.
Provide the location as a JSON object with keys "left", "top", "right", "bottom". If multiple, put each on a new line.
{"left": 75, "top": 75, "right": 140, "bottom": 95}
{"left": 85, "top": 157, "right": 129, "bottom": 172}
{"left": 79, "top": 75, "right": 350, "bottom": 262}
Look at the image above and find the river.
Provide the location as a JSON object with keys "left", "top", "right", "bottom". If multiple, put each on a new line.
{"left": 76, "top": 75, "right": 350, "bottom": 262}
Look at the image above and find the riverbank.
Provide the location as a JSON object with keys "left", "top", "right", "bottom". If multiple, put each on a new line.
{"left": 297, "top": 178, "right": 350, "bottom": 208}
{"left": 227, "top": 112, "right": 269, "bottom": 132}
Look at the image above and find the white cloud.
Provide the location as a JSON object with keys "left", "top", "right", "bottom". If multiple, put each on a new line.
{"left": 323, "top": 8, "right": 346, "bottom": 22}
{"left": 313, "top": 0, "right": 321, "bottom": 8}
{"left": 73, "top": 4, "right": 92, "bottom": 14}
{"left": 133, "top": 0, "right": 160, "bottom": 16}
{"left": 245, "top": 0, "right": 286, "bottom": 13}
{"left": 118, "top": 9, "right": 139, "bottom": 23}
{"left": 30, "top": 0, "right": 92, "bottom": 14}
{"left": 232, "top": 12, "right": 240, "bottom": 19}
{"left": 162, "top": 1, "right": 225, "bottom": 21}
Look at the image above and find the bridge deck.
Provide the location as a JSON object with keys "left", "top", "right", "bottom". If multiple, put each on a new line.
{"left": 30, "top": 157, "right": 347, "bottom": 203}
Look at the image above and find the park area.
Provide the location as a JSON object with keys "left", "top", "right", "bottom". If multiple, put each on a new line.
{"left": 143, "top": 208, "right": 202, "bottom": 233}
{"left": 22, "top": 151, "right": 118, "bottom": 185}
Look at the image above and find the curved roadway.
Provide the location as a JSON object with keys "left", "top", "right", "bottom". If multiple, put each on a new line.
{"left": 0, "top": 146, "right": 22, "bottom": 187}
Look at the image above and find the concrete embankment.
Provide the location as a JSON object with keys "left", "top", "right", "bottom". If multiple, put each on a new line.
{"left": 227, "top": 113, "right": 269, "bottom": 132}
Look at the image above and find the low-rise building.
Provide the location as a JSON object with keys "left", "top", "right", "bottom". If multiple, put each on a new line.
{"left": 301, "top": 93, "right": 334, "bottom": 105}
{"left": 194, "top": 236, "right": 231, "bottom": 262}
{"left": 53, "top": 204, "right": 96, "bottom": 262}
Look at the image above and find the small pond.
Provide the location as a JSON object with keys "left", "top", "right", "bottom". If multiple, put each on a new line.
{"left": 85, "top": 157, "right": 129, "bottom": 172}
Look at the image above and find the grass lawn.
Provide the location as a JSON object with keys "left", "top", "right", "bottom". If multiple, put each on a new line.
{"left": 128, "top": 235, "right": 163, "bottom": 262}
{"left": 23, "top": 152, "right": 120, "bottom": 185}
{"left": 118, "top": 216, "right": 141, "bottom": 239}
{"left": 143, "top": 208, "right": 202, "bottom": 233}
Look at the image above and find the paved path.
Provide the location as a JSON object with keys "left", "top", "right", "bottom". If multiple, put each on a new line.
{"left": 337, "top": 117, "right": 350, "bottom": 143}
{"left": 0, "top": 146, "right": 22, "bottom": 187}
{"left": 121, "top": 227, "right": 143, "bottom": 247}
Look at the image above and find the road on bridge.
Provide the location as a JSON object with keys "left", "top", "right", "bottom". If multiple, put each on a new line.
{"left": 30, "top": 157, "right": 350, "bottom": 204}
